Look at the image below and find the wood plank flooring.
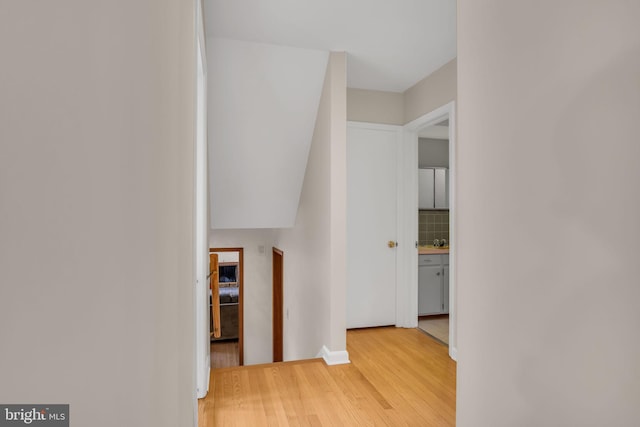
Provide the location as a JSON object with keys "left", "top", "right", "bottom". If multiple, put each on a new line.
{"left": 198, "top": 327, "right": 456, "bottom": 426}
{"left": 211, "top": 340, "right": 239, "bottom": 369}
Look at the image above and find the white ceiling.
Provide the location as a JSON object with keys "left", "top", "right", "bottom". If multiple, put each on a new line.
{"left": 205, "top": 0, "right": 456, "bottom": 93}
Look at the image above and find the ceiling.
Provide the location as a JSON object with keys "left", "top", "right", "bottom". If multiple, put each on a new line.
{"left": 204, "top": 0, "right": 456, "bottom": 93}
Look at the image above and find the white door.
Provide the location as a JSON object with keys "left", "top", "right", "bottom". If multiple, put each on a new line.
{"left": 347, "top": 123, "right": 399, "bottom": 328}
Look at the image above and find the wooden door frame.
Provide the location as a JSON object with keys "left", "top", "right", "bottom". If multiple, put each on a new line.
{"left": 210, "top": 247, "right": 244, "bottom": 366}
{"left": 272, "top": 247, "right": 284, "bottom": 362}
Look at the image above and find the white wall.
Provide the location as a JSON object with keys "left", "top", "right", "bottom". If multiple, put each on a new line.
{"left": 0, "top": 1, "right": 197, "bottom": 426}
{"left": 346, "top": 88, "right": 404, "bottom": 125}
{"left": 275, "top": 52, "right": 348, "bottom": 360}
{"left": 345, "top": 59, "right": 456, "bottom": 127}
{"left": 327, "top": 53, "right": 348, "bottom": 353}
{"left": 214, "top": 251, "right": 239, "bottom": 263}
{"left": 209, "top": 229, "right": 275, "bottom": 365}
{"left": 195, "top": 0, "right": 210, "bottom": 399}
{"left": 207, "top": 38, "right": 329, "bottom": 229}
{"left": 457, "top": 1, "right": 640, "bottom": 426}
{"left": 404, "top": 58, "right": 457, "bottom": 124}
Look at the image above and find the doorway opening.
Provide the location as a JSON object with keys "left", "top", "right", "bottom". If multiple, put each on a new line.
{"left": 416, "top": 118, "right": 451, "bottom": 346}
{"left": 403, "top": 101, "right": 457, "bottom": 360}
{"left": 209, "top": 247, "right": 244, "bottom": 368}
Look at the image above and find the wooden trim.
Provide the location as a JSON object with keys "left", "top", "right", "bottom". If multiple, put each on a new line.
{"left": 272, "top": 247, "right": 284, "bottom": 362}
{"left": 209, "top": 253, "right": 221, "bottom": 338}
{"left": 210, "top": 247, "right": 244, "bottom": 366}
{"left": 238, "top": 249, "right": 243, "bottom": 366}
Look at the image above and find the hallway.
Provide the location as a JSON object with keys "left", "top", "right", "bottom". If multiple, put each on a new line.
{"left": 198, "top": 327, "right": 456, "bottom": 426}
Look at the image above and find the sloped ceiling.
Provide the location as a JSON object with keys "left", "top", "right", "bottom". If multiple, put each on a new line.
{"left": 205, "top": 0, "right": 456, "bottom": 92}
{"left": 208, "top": 38, "right": 329, "bottom": 229}
{"left": 205, "top": 1, "right": 456, "bottom": 230}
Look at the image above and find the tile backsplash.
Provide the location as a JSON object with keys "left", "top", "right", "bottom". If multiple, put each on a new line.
{"left": 419, "top": 210, "right": 449, "bottom": 246}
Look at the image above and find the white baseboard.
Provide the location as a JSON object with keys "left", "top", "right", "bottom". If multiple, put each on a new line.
{"left": 196, "top": 366, "right": 210, "bottom": 399}
{"left": 449, "top": 346, "right": 458, "bottom": 361}
{"left": 317, "top": 345, "right": 350, "bottom": 365}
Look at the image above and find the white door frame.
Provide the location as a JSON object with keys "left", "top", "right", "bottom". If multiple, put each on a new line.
{"left": 194, "top": 0, "right": 210, "bottom": 407}
{"left": 401, "top": 101, "right": 457, "bottom": 361}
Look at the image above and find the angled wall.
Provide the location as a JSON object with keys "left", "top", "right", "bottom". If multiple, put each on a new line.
{"left": 207, "top": 38, "right": 329, "bottom": 229}
{"left": 275, "top": 52, "right": 348, "bottom": 362}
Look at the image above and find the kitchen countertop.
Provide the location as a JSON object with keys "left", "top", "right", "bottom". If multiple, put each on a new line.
{"left": 418, "top": 245, "right": 450, "bottom": 255}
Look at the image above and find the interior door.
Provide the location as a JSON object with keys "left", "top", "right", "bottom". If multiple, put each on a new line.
{"left": 347, "top": 124, "right": 399, "bottom": 328}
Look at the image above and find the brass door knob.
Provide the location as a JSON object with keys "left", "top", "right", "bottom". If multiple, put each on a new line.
{"left": 388, "top": 241, "right": 397, "bottom": 248}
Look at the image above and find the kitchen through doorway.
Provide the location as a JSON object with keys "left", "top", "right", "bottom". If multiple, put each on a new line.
{"left": 210, "top": 247, "right": 243, "bottom": 368}
{"left": 415, "top": 114, "right": 451, "bottom": 348}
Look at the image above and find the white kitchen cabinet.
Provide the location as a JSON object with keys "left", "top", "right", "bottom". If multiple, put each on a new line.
{"left": 419, "top": 264, "right": 443, "bottom": 315}
{"left": 418, "top": 254, "right": 449, "bottom": 315}
{"left": 419, "top": 168, "right": 448, "bottom": 209}
{"left": 434, "top": 168, "right": 448, "bottom": 209}
{"left": 443, "top": 265, "right": 449, "bottom": 314}
{"left": 418, "top": 168, "right": 435, "bottom": 209}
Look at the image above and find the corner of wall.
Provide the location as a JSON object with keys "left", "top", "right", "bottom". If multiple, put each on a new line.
{"left": 317, "top": 345, "right": 350, "bottom": 366}
{"left": 403, "top": 58, "right": 457, "bottom": 124}
{"left": 328, "top": 51, "right": 348, "bottom": 353}
{"left": 449, "top": 346, "right": 457, "bottom": 362}
{"left": 273, "top": 51, "right": 349, "bottom": 362}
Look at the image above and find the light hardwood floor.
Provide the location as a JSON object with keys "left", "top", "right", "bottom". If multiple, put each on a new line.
{"left": 198, "top": 327, "right": 456, "bottom": 426}
{"left": 418, "top": 315, "right": 449, "bottom": 345}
